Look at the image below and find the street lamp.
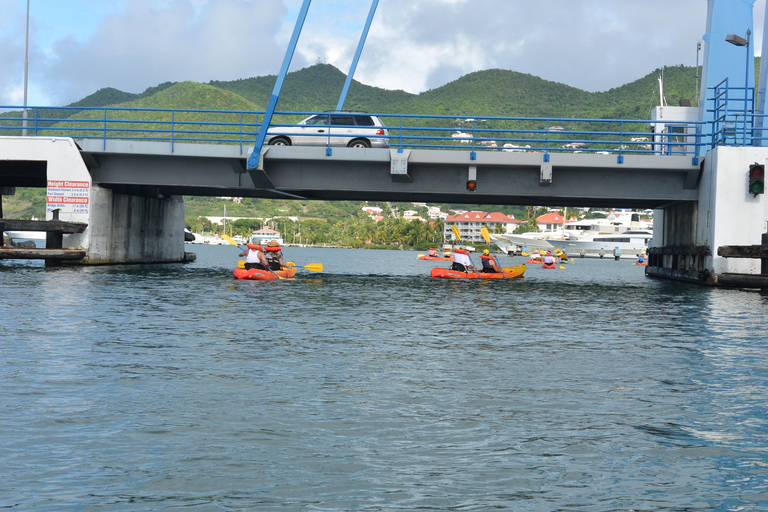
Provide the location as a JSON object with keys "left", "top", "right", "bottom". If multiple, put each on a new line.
{"left": 726, "top": 29, "right": 751, "bottom": 145}
{"left": 23, "top": 0, "right": 29, "bottom": 136}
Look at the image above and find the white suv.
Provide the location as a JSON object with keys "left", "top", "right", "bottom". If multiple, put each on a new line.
{"left": 266, "top": 113, "right": 389, "bottom": 148}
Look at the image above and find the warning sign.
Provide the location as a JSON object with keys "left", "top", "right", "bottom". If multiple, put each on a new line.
{"left": 47, "top": 180, "right": 90, "bottom": 214}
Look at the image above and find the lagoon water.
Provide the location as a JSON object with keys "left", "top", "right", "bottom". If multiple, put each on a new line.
{"left": 2, "top": 245, "right": 768, "bottom": 511}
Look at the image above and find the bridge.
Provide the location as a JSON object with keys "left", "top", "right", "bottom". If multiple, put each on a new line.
{"left": 0, "top": 0, "right": 767, "bottom": 288}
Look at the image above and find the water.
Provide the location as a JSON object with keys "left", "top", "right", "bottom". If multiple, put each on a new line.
{"left": 2, "top": 245, "right": 768, "bottom": 511}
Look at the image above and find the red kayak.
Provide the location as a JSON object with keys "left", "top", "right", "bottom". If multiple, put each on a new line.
{"left": 233, "top": 266, "right": 297, "bottom": 280}
{"left": 418, "top": 254, "right": 454, "bottom": 261}
{"left": 541, "top": 263, "right": 558, "bottom": 269}
{"left": 526, "top": 259, "right": 544, "bottom": 264}
{"left": 430, "top": 264, "right": 526, "bottom": 279}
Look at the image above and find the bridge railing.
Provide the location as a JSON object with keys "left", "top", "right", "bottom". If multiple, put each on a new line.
{"left": 0, "top": 105, "right": 707, "bottom": 157}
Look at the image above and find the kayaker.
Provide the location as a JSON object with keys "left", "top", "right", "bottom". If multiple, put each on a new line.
{"left": 480, "top": 249, "right": 502, "bottom": 273}
{"left": 443, "top": 249, "right": 452, "bottom": 258}
{"left": 264, "top": 239, "right": 286, "bottom": 270}
{"left": 427, "top": 247, "right": 437, "bottom": 257}
{"left": 451, "top": 248, "right": 476, "bottom": 272}
{"left": 637, "top": 251, "right": 646, "bottom": 264}
{"left": 542, "top": 251, "right": 556, "bottom": 266}
{"left": 239, "top": 243, "right": 269, "bottom": 270}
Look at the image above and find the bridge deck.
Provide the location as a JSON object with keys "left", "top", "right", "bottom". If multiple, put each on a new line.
{"left": 75, "top": 139, "right": 700, "bottom": 208}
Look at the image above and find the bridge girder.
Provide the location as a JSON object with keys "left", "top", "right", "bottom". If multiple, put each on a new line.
{"left": 78, "top": 140, "right": 700, "bottom": 209}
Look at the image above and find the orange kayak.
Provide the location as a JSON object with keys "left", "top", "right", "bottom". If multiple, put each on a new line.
{"left": 418, "top": 255, "right": 454, "bottom": 261}
{"left": 430, "top": 264, "right": 526, "bottom": 279}
{"left": 233, "top": 266, "right": 297, "bottom": 280}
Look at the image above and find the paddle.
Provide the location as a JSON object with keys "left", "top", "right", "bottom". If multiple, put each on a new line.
{"left": 284, "top": 262, "right": 323, "bottom": 272}
{"left": 451, "top": 224, "right": 476, "bottom": 271}
{"left": 480, "top": 226, "right": 505, "bottom": 278}
{"left": 221, "top": 234, "right": 285, "bottom": 279}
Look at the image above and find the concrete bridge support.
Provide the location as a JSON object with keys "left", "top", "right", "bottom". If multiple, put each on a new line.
{"left": 648, "top": 146, "right": 768, "bottom": 287}
{"left": 0, "top": 137, "right": 189, "bottom": 265}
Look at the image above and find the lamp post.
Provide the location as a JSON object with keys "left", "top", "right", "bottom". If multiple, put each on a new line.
{"left": 726, "top": 29, "right": 751, "bottom": 145}
{"left": 23, "top": 0, "right": 29, "bottom": 136}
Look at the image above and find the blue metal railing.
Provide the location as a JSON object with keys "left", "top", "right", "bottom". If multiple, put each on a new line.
{"left": 709, "top": 77, "right": 757, "bottom": 148}
{"left": 0, "top": 105, "right": 708, "bottom": 156}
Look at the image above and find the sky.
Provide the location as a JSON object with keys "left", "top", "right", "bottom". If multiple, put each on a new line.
{"left": 0, "top": 0, "right": 765, "bottom": 107}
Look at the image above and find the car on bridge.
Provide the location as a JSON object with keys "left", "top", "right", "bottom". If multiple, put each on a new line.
{"left": 266, "top": 113, "right": 389, "bottom": 149}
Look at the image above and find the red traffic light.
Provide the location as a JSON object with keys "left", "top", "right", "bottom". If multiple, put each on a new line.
{"left": 466, "top": 180, "right": 477, "bottom": 191}
{"left": 749, "top": 163, "right": 765, "bottom": 196}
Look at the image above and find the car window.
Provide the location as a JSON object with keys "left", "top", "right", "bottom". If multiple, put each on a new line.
{"left": 304, "top": 116, "right": 329, "bottom": 126}
{"left": 355, "top": 116, "right": 375, "bottom": 126}
{"left": 330, "top": 115, "right": 355, "bottom": 126}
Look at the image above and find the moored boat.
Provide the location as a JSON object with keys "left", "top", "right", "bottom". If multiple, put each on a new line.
{"left": 233, "top": 266, "right": 298, "bottom": 280}
{"left": 430, "top": 264, "right": 526, "bottom": 279}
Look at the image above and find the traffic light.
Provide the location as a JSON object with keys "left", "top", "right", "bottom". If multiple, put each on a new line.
{"left": 466, "top": 180, "right": 477, "bottom": 191}
{"left": 749, "top": 163, "right": 765, "bottom": 196}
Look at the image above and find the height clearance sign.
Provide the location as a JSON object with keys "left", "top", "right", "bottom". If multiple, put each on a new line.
{"left": 47, "top": 180, "right": 90, "bottom": 214}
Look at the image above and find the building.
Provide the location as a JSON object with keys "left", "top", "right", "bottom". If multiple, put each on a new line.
{"left": 536, "top": 212, "right": 578, "bottom": 233}
{"left": 444, "top": 211, "right": 522, "bottom": 243}
{"left": 250, "top": 228, "right": 284, "bottom": 245}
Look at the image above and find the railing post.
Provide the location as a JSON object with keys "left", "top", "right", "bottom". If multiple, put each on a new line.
{"left": 171, "top": 110, "right": 175, "bottom": 153}
{"left": 239, "top": 112, "right": 244, "bottom": 154}
{"left": 103, "top": 109, "right": 107, "bottom": 150}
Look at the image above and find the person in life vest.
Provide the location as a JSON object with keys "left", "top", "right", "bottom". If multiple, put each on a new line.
{"left": 637, "top": 251, "right": 646, "bottom": 264}
{"left": 239, "top": 243, "right": 269, "bottom": 270}
{"left": 443, "top": 249, "right": 452, "bottom": 258}
{"left": 480, "top": 249, "right": 502, "bottom": 273}
{"left": 531, "top": 250, "right": 542, "bottom": 261}
{"left": 264, "top": 239, "right": 286, "bottom": 270}
{"left": 427, "top": 247, "right": 437, "bottom": 257}
{"left": 542, "top": 251, "right": 557, "bottom": 267}
{"left": 451, "top": 248, "right": 476, "bottom": 272}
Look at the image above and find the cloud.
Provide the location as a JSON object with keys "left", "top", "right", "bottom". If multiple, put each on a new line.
{"left": 308, "top": 0, "right": 708, "bottom": 93}
{"left": 39, "top": 0, "right": 295, "bottom": 105}
{"left": 0, "top": 0, "right": 758, "bottom": 107}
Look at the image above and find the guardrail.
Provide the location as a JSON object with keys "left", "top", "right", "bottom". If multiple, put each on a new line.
{"left": 0, "top": 105, "right": 707, "bottom": 157}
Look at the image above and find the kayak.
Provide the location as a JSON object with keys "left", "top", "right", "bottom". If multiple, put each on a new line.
{"left": 526, "top": 259, "right": 544, "bottom": 264}
{"left": 233, "top": 266, "right": 298, "bottom": 280}
{"left": 430, "top": 264, "right": 526, "bottom": 279}
{"left": 418, "top": 254, "right": 454, "bottom": 261}
{"left": 542, "top": 263, "right": 558, "bottom": 269}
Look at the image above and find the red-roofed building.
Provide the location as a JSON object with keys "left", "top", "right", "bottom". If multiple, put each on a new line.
{"left": 444, "top": 211, "right": 523, "bottom": 243}
{"left": 536, "top": 212, "right": 578, "bottom": 233}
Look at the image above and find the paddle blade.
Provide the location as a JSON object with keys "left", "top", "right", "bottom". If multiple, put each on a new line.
{"left": 451, "top": 224, "right": 461, "bottom": 241}
{"left": 238, "top": 260, "right": 245, "bottom": 269}
{"left": 221, "top": 234, "right": 240, "bottom": 247}
{"left": 481, "top": 227, "right": 491, "bottom": 245}
{"left": 302, "top": 263, "right": 323, "bottom": 272}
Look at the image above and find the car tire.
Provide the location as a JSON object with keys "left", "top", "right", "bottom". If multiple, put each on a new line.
{"left": 347, "top": 138, "right": 371, "bottom": 149}
{"left": 268, "top": 136, "right": 291, "bottom": 146}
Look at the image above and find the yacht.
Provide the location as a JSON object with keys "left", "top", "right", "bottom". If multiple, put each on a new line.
{"left": 490, "top": 210, "right": 652, "bottom": 257}
{"left": 550, "top": 229, "right": 653, "bottom": 259}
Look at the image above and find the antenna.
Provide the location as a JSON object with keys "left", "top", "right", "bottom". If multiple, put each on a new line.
{"left": 695, "top": 40, "right": 701, "bottom": 106}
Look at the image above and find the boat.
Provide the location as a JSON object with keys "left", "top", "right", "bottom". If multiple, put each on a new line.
{"left": 430, "top": 264, "right": 526, "bottom": 279}
{"left": 552, "top": 230, "right": 653, "bottom": 259}
{"left": 418, "top": 254, "right": 453, "bottom": 261}
{"left": 5, "top": 231, "right": 45, "bottom": 241}
{"left": 233, "top": 266, "right": 297, "bottom": 280}
{"left": 491, "top": 210, "right": 652, "bottom": 256}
